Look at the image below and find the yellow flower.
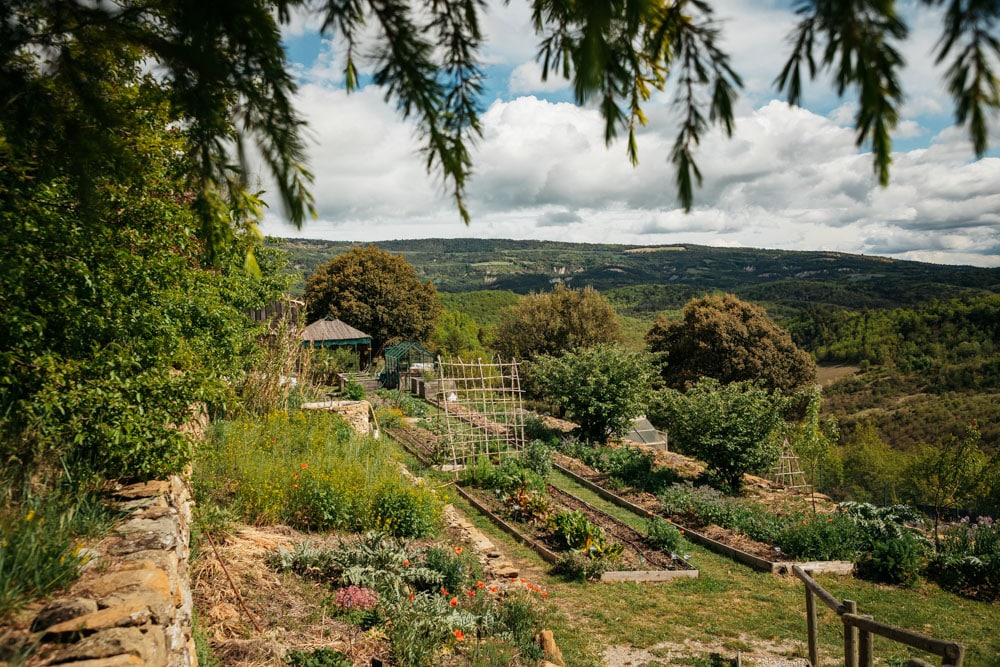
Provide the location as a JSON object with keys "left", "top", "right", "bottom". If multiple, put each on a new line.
{"left": 24, "top": 509, "right": 35, "bottom": 522}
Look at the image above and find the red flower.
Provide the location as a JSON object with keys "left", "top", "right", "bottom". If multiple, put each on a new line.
{"left": 409, "top": 593, "right": 414, "bottom": 602}
{"left": 450, "top": 597, "right": 458, "bottom": 607}
{"left": 454, "top": 546, "right": 463, "bottom": 555}
{"left": 488, "top": 586, "right": 498, "bottom": 593}
{"left": 476, "top": 581, "right": 484, "bottom": 589}
{"left": 453, "top": 629, "right": 465, "bottom": 642}
{"left": 542, "top": 592, "right": 549, "bottom": 597}
{"left": 300, "top": 463, "right": 308, "bottom": 469}
{"left": 441, "top": 588, "right": 449, "bottom": 596}
{"left": 466, "top": 590, "right": 476, "bottom": 597}
{"left": 402, "top": 560, "right": 410, "bottom": 566}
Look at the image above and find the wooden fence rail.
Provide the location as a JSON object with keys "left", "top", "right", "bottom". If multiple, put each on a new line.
{"left": 792, "top": 565, "right": 964, "bottom": 667}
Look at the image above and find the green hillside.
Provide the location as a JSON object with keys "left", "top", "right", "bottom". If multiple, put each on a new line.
{"left": 271, "top": 237, "right": 1000, "bottom": 452}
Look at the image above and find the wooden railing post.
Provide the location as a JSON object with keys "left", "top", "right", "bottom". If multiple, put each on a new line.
{"left": 859, "top": 614, "right": 874, "bottom": 667}
{"left": 844, "top": 600, "right": 858, "bottom": 667}
{"left": 944, "top": 642, "right": 965, "bottom": 667}
{"left": 805, "top": 583, "right": 818, "bottom": 667}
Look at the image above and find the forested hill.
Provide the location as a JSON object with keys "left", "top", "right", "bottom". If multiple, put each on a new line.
{"left": 273, "top": 237, "right": 1000, "bottom": 452}
{"left": 271, "top": 237, "right": 1000, "bottom": 314}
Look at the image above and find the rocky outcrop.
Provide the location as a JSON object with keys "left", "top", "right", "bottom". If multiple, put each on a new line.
{"left": 25, "top": 477, "right": 195, "bottom": 667}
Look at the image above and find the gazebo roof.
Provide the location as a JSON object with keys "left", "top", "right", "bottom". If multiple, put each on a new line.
{"left": 301, "top": 317, "right": 371, "bottom": 345}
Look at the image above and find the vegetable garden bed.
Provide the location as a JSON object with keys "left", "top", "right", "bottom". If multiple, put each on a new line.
{"left": 388, "top": 424, "right": 697, "bottom": 582}
{"left": 553, "top": 453, "right": 854, "bottom": 576}
{"left": 456, "top": 483, "right": 698, "bottom": 582}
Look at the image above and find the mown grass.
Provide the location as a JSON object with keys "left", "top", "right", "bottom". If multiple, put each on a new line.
{"left": 397, "top": 439, "right": 1000, "bottom": 666}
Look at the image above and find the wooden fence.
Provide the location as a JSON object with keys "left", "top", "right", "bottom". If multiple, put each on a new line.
{"left": 793, "top": 565, "right": 965, "bottom": 667}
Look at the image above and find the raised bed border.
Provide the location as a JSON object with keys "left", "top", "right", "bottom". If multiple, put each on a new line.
{"left": 455, "top": 485, "right": 699, "bottom": 583}
{"left": 553, "top": 462, "right": 854, "bottom": 576}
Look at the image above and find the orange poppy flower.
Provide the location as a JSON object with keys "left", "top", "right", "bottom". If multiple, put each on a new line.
{"left": 453, "top": 629, "right": 465, "bottom": 642}
{"left": 454, "top": 546, "right": 463, "bottom": 554}
{"left": 450, "top": 597, "right": 458, "bottom": 607}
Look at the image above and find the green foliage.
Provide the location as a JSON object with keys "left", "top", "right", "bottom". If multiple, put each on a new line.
{"left": 775, "top": 513, "right": 866, "bottom": 561}
{"left": 927, "top": 517, "right": 1000, "bottom": 601}
{"left": 431, "top": 309, "right": 486, "bottom": 359}
{"left": 550, "top": 510, "right": 624, "bottom": 562}
{"left": 343, "top": 380, "right": 366, "bottom": 401}
{"left": 462, "top": 457, "right": 551, "bottom": 524}
{"left": 196, "top": 411, "right": 442, "bottom": 536}
{"left": 647, "top": 293, "right": 816, "bottom": 392}
{"left": 656, "top": 483, "right": 788, "bottom": 545}
{"left": 420, "top": 546, "right": 483, "bottom": 596}
{"left": 855, "top": 531, "right": 927, "bottom": 587}
{"left": 786, "top": 386, "right": 840, "bottom": 498}
{"left": 531, "top": 344, "right": 656, "bottom": 443}
{"left": 646, "top": 517, "right": 685, "bottom": 554}
{"left": 0, "top": 71, "right": 290, "bottom": 482}
{"left": 375, "top": 389, "right": 428, "bottom": 418}
{"left": 652, "top": 378, "right": 787, "bottom": 492}
{"left": 520, "top": 440, "right": 554, "bottom": 479}
{"left": 560, "top": 439, "right": 679, "bottom": 494}
{"left": 836, "top": 422, "right": 911, "bottom": 504}
{"left": 285, "top": 647, "right": 352, "bottom": 667}
{"left": 492, "top": 286, "right": 622, "bottom": 362}
{"left": 0, "top": 481, "right": 114, "bottom": 616}
{"left": 903, "top": 423, "right": 994, "bottom": 535}
{"left": 305, "top": 246, "right": 441, "bottom": 351}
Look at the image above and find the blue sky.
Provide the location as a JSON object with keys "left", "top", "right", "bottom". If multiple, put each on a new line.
{"left": 261, "top": 0, "right": 1000, "bottom": 267}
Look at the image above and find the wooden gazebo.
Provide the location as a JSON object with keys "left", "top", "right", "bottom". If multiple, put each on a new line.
{"left": 301, "top": 317, "right": 372, "bottom": 370}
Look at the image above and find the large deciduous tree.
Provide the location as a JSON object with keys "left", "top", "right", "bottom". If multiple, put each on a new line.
{"left": 646, "top": 293, "right": 816, "bottom": 392}
{"left": 651, "top": 378, "right": 788, "bottom": 492}
{"left": 492, "top": 286, "right": 622, "bottom": 362}
{"left": 305, "top": 245, "right": 441, "bottom": 352}
{"left": 531, "top": 344, "right": 656, "bottom": 443}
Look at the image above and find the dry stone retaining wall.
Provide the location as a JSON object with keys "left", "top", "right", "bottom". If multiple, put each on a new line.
{"left": 26, "top": 477, "right": 196, "bottom": 667}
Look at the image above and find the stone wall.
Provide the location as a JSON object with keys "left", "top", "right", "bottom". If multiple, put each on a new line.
{"left": 301, "top": 399, "right": 372, "bottom": 435}
{"left": 26, "top": 477, "right": 196, "bottom": 667}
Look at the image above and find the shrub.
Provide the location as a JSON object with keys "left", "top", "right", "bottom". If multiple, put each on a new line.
{"left": 776, "top": 514, "right": 866, "bottom": 561}
{"left": 343, "top": 380, "right": 366, "bottom": 401}
{"left": 520, "top": 439, "right": 553, "bottom": 478}
{"left": 855, "top": 531, "right": 927, "bottom": 586}
{"left": 646, "top": 517, "right": 684, "bottom": 553}
{"left": 927, "top": 516, "right": 1000, "bottom": 601}
{"left": 371, "top": 484, "right": 442, "bottom": 538}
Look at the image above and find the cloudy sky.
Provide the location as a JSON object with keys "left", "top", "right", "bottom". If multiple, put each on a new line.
{"left": 260, "top": 0, "right": 1000, "bottom": 268}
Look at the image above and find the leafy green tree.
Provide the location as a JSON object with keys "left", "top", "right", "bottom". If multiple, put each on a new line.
{"left": 431, "top": 310, "right": 486, "bottom": 360}
{"left": 646, "top": 293, "right": 816, "bottom": 392}
{"left": 786, "top": 386, "right": 840, "bottom": 511}
{"left": 530, "top": 344, "right": 656, "bottom": 443}
{"left": 838, "top": 422, "right": 911, "bottom": 504}
{"left": 305, "top": 245, "right": 441, "bottom": 352}
{"left": 651, "top": 378, "right": 787, "bottom": 492}
{"left": 904, "top": 423, "right": 995, "bottom": 543}
{"left": 492, "top": 286, "right": 622, "bottom": 362}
